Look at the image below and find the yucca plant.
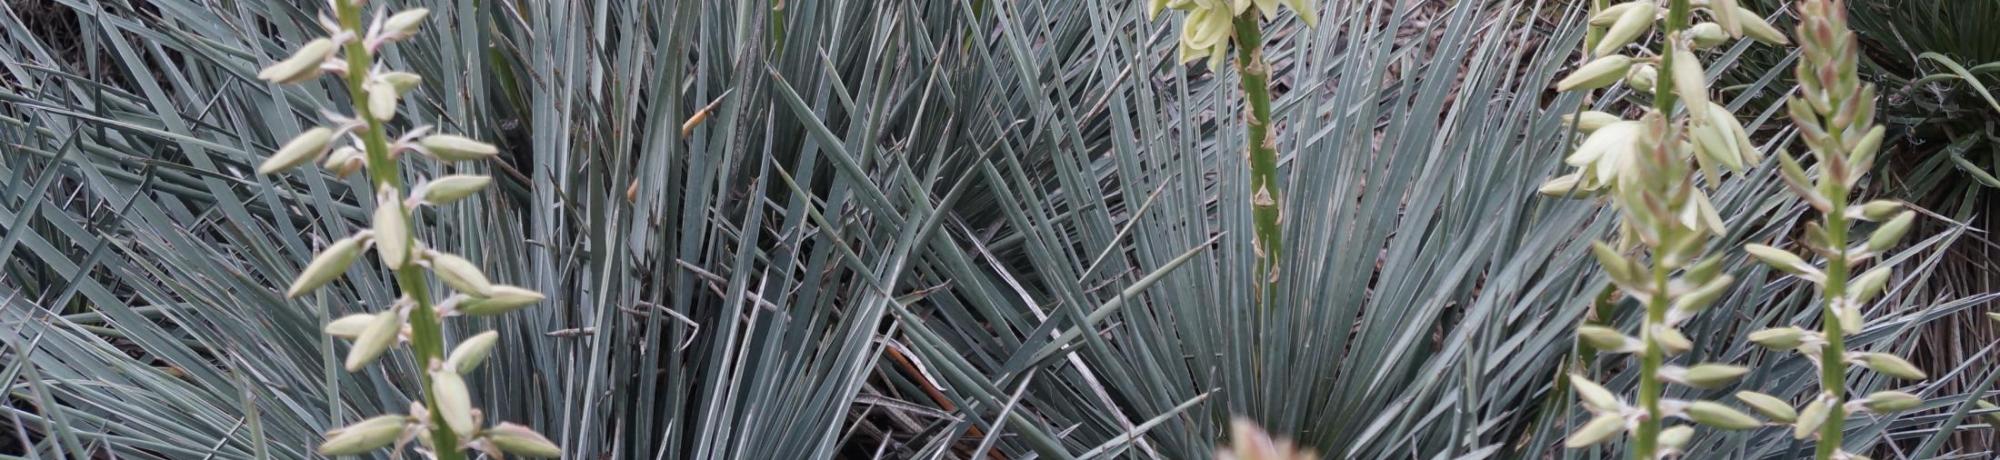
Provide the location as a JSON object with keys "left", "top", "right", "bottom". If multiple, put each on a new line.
{"left": 5, "top": 0, "right": 1999, "bottom": 458}
{"left": 1541, "top": 0, "right": 1786, "bottom": 457}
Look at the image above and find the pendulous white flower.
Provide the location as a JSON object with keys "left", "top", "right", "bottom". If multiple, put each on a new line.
{"left": 1564, "top": 120, "right": 1647, "bottom": 188}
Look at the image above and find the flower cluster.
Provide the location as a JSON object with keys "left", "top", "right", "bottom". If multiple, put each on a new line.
{"left": 1740, "top": 1, "right": 1920, "bottom": 458}
{"left": 258, "top": 0, "right": 558, "bottom": 458}
{"left": 1147, "top": 0, "right": 1318, "bottom": 67}
{"left": 1543, "top": 0, "right": 1784, "bottom": 457}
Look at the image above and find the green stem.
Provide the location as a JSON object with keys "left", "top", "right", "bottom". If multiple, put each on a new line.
{"left": 1634, "top": 244, "right": 1671, "bottom": 459}
{"left": 1633, "top": 2, "right": 1691, "bottom": 458}
{"left": 333, "top": 3, "right": 464, "bottom": 459}
{"left": 1816, "top": 177, "right": 1851, "bottom": 459}
{"left": 1652, "top": 0, "right": 1692, "bottom": 113}
{"left": 1231, "top": 13, "right": 1282, "bottom": 291}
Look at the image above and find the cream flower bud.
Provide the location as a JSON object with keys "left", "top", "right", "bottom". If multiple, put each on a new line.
{"left": 1589, "top": 241, "right": 1644, "bottom": 288}
{"left": 1866, "top": 211, "right": 1915, "bottom": 252}
{"left": 366, "top": 80, "right": 400, "bottom": 121}
{"left": 1686, "top": 401, "right": 1760, "bottom": 430}
{"left": 379, "top": 71, "right": 424, "bottom": 92}
{"left": 345, "top": 308, "right": 404, "bottom": 371}
{"left": 1594, "top": 3, "right": 1656, "bottom": 56}
{"left": 1853, "top": 200, "right": 1903, "bottom": 221}
{"left": 1570, "top": 374, "right": 1621, "bottom": 412}
{"left": 447, "top": 331, "right": 500, "bottom": 374}
{"left": 258, "top": 38, "right": 338, "bottom": 85}
{"left": 1850, "top": 266, "right": 1892, "bottom": 305}
{"left": 1735, "top": 391, "right": 1797, "bottom": 423}
{"left": 1671, "top": 47, "right": 1711, "bottom": 123}
{"left": 1689, "top": 23, "right": 1729, "bottom": 49}
{"left": 1556, "top": 55, "right": 1632, "bottom": 92}
{"left": 1849, "top": 125, "right": 1886, "bottom": 176}
{"left": 259, "top": 127, "right": 335, "bottom": 175}
{"left": 1564, "top": 110, "right": 1623, "bottom": 134}
{"left": 381, "top": 9, "right": 431, "bottom": 41}
{"left": 428, "top": 250, "right": 495, "bottom": 296}
{"left": 1860, "top": 391, "right": 1921, "bottom": 413}
{"left": 1577, "top": 325, "right": 1638, "bottom": 353}
{"left": 318, "top": 414, "right": 408, "bottom": 455}
{"left": 325, "top": 313, "right": 377, "bottom": 339}
{"left": 1745, "top": 244, "right": 1824, "bottom": 282}
{"left": 420, "top": 175, "right": 492, "bottom": 205}
{"left": 1625, "top": 63, "right": 1657, "bottom": 92}
{"left": 1795, "top": 396, "right": 1830, "bottom": 439}
{"left": 1978, "top": 400, "right": 2000, "bottom": 426}
{"left": 457, "top": 285, "right": 545, "bottom": 316}
{"left": 1681, "top": 188, "right": 1727, "bottom": 235}
{"left": 431, "top": 368, "right": 476, "bottom": 437}
{"left": 1589, "top": 2, "right": 1645, "bottom": 27}
{"left": 485, "top": 422, "right": 563, "bottom": 458}
{"left": 1839, "top": 302, "right": 1864, "bottom": 333}
{"left": 1709, "top": 0, "right": 1742, "bottom": 35}
{"left": 373, "top": 186, "right": 410, "bottom": 269}
{"left": 1852, "top": 352, "right": 1927, "bottom": 380}
{"left": 1653, "top": 325, "right": 1692, "bottom": 355}
{"left": 1737, "top": 8, "right": 1789, "bottom": 45}
{"left": 418, "top": 134, "right": 500, "bottom": 162}
{"left": 287, "top": 235, "right": 364, "bottom": 298}
{"left": 1660, "top": 425, "right": 1694, "bottom": 449}
{"left": 1748, "top": 326, "right": 1810, "bottom": 350}
{"left": 1564, "top": 413, "right": 1626, "bottom": 448}
{"left": 1671, "top": 274, "right": 1732, "bottom": 314}
{"left": 1537, "top": 172, "right": 1593, "bottom": 198}
{"left": 321, "top": 145, "right": 365, "bottom": 177}
{"left": 1682, "top": 364, "right": 1748, "bottom": 389}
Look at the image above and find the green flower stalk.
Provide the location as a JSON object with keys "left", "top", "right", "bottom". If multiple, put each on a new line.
{"left": 256, "top": 0, "right": 558, "bottom": 458}
{"left": 1149, "top": 0, "right": 1316, "bottom": 288}
{"left": 1740, "top": 1, "right": 1919, "bottom": 459}
{"left": 1542, "top": 0, "right": 1785, "bottom": 458}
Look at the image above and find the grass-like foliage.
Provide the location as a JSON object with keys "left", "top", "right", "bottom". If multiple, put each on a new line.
{"left": 1, "top": 0, "right": 1994, "bottom": 458}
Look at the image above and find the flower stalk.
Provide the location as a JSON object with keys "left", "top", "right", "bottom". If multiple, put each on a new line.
{"left": 329, "top": 2, "right": 462, "bottom": 457}
{"left": 1231, "top": 13, "right": 1282, "bottom": 284}
{"left": 1148, "top": 0, "right": 1316, "bottom": 299}
{"left": 1544, "top": 0, "right": 1786, "bottom": 457}
{"left": 257, "top": 0, "right": 558, "bottom": 457}
{"left": 1742, "top": 2, "right": 1920, "bottom": 459}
